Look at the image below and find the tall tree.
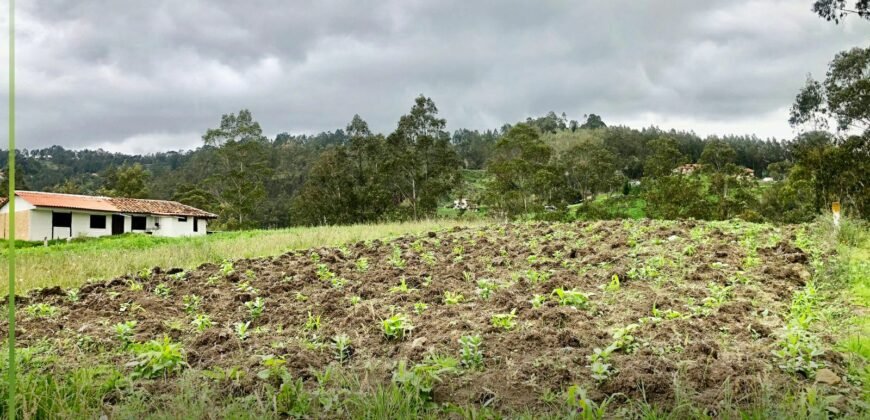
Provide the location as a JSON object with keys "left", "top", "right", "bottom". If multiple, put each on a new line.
{"left": 98, "top": 163, "right": 151, "bottom": 198}
{"left": 559, "top": 142, "right": 618, "bottom": 201}
{"left": 812, "top": 0, "right": 870, "bottom": 23}
{"left": 790, "top": 46, "right": 870, "bottom": 135}
{"left": 202, "top": 109, "right": 272, "bottom": 229}
{"left": 485, "top": 123, "right": 555, "bottom": 216}
{"left": 644, "top": 137, "right": 687, "bottom": 178}
{"left": 579, "top": 114, "right": 607, "bottom": 129}
{"left": 385, "top": 96, "right": 461, "bottom": 219}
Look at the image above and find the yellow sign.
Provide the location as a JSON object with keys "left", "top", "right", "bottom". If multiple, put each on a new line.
{"left": 832, "top": 201, "right": 841, "bottom": 214}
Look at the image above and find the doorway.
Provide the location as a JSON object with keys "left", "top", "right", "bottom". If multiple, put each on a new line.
{"left": 111, "top": 214, "right": 125, "bottom": 235}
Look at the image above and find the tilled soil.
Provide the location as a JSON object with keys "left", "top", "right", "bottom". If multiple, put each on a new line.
{"left": 2, "top": 220, "right": 852, "bottom": 412}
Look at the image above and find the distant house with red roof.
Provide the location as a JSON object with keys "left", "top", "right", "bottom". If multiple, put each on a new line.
{"left": 0, "top": 191, "right": 217, "bottom": 241}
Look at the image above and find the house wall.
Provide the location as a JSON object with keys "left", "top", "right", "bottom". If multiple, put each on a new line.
{"left": 29, "top": 209, "right": 118, "bottom": 241}
{"left": 0, "top": 210, "right": 31, "bottom": 240}
{"left": 153, "top": 216, "right": 207, "bottom": 237}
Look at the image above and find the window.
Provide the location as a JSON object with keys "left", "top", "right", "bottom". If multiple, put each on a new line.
{"left": 193, "top": 218, "right": 198, "bottom": 232}
{"left": 51, "top": 212, "right": 72, "bottom": 228}
{"left": 90, "top": 215, "right": 106, "bottom": 229}
{"left": 131, "top": 216, "right": 147, "bottom": 230}
{"left": 177, "top": 216, "right": 187, "bottom": 222}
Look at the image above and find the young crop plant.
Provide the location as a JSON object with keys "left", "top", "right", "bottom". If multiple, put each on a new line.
{"left": 604, "top": 274, "right": 620, "bottom": 293}
{"left": 382, "top": 313, "right": 414, "bottom": 340}
{"left": 137, "top": 267, "right": 152, "bottom": 280}
{"left": 205, "top": 275, "right": 220, "bottom": 286}
{"left": 476, "top": 279, "right": 499, "bottom": 299}
{"left": 119, "top": 301, "right": 144, "bottom": 314}
{"left": 128, "top": 336, "right": 186, "bottom": 379}
{"left": 355, "top": 257, "right": 370, "bottom": 272}
{"left": 491, "top": 310, "right": 517, "bottom": 331}
{"left": 331, "top": 334, "right": 353, "bottom": 363}
{"left": 168, "top": 271, "right": 188, "bottom": 282}
{"left": 114, "top": 320, "right": 137, "bottom": 347}
{"left": 459, "top": 334, "right": 484, "bottom": 370}
{"left": 390, "top": 277, "right": 417, "bottom": 294}
{"left": 154, "top": 283, "right": 171, "bottom": 299}
{"left": 348, "top": 295, "right": 362, "bottom": 306}
{"left": 420, "top": 251, "right": 437, "bottom": 266}
{"left": 25, "top": 303, "right": 58, "bottom": 318}
{"left": 525, "top": 269, "right": 552, "bottom": 284}
{"left": 414, "top": 301, "right": 429, "bottom": 314}
{"left": 530, "top": 294, "right": 547, "bottom": 309}
{"left": 772, "top": 324, "right": 824, "bottom": 376}
{"left": 245, "top": 297, "right": 266, "bottom": 320}
{"left": 234, "top": 321, "right": 251, "bottom": 341}
{"left": 389, "top": 247, "right": 407, "bottom": 269}
{"left": 128, "top": 280, "right": 144, "bottom": 291}
{"left": 611, "top": 324, "right": 640, "bottom": 353}
{"left": 235, "top": 281, "right": 259, "bottom": 295}
{"left": 702, "top": 283, "right": 732, "bottom": 309}
{"left": 586, "top": 347, "right": 615, "bottom": 382}
{"left": 219, "top": 260, "right": 235, "bottom": 277}
{"left": 256, "top": 354, "right": 289, "bottom": 382}
{"left": 295, "top": 292, "right": 308, "bottom": 302}
{"left": 463, "top": 271, "right": 475, "bottom": 283}
{"left": 66, "top": 288, "right": 80, "bottom": 302}
{"left": 551, "top": 287, "right": 591, "bottom": 309}
{"left": 443, "top": 291, "right": 465, "bottom": 305}
{"left": 303, "top": 311, "right": 322, "bottom": 334}
{"left": 316, "top": 264, "right": 336, "bottom": 282}
{"left": 191, "top": 314, "right": 213, "bottom": 332}
{"left": 182, "top": 294, "right": 203, "bottom": 315}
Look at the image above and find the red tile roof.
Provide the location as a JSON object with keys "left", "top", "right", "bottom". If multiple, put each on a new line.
{"left": 3, "top": 191, "right": 217, "bottom": 218}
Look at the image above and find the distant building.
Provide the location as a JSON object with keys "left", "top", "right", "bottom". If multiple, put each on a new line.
{"left": 0, "top": 191, "right": 217, "bottom": 241}
{"left": 672, "top": 163, "right": 703, "bottom": 175}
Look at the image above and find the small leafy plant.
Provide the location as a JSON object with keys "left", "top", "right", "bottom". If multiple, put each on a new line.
{"left": 551, "top": 288, "right": 591, "bottom": 309}
{"left": 459, "top": 334, "right": 484, "bottom": 370}
{"left": 25, "top": 303, "right": 58, "bottom": 318}
{"left": 114, "top": 320, "right": 137, "bottom": 347}
{"left": 191, "top": 314, "right": 213, "bottom": 332}
{"left": 182, "top": 294, "right": 202, "bottom": 315}
{"left": 476, "top": 279, "right": 499, "bottom": 299}
{"left": 234, "top": 321, "right": 251, "bottom": 341}
{"left": 245, "top": 297, "right": 266, "bottom": 320}
{"left": 443, "top": 291, "right": 465, "bottom": 305}
{"left": 530, "top": 294, "right": 547, "bottom": 309}
{"left": 390, "top": 277, "right": 416, "bottom": 294}
{"left": 355, "top": 257, "right": 370, "bottom": 272}
{"left": 382, "top": 313, "right": 414, "bottom": 340}
{"left": 127, "top": 336, "right": 186, "bottom": 379}
{"left": 414, "top": 302, "right": 429, "bottom": 314}
{"left": 491, "top": 310, "right": 517, "bottom": 331}
{"left": 331, "top": 334, "right": 353, "bottom": 362}
{"left": 219, "top": 260, "right": 235, "bottom": 277}
{"left": 154, "top": 283, "right": 171, "bottom": 299}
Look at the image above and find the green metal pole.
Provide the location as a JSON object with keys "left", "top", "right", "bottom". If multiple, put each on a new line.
{"left": 6, "top": 0, "right": 15, "bottom": 417}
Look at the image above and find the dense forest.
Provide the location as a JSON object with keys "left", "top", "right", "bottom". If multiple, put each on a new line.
{"left": 1, "top": 40, "right": 867, "bottom": 230}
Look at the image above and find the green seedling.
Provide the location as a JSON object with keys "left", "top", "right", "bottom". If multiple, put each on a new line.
{"left": 551, "top": 287, "right": 591, "bottom": 309}
{"left": 66, "top": 288, "right": 80, "bottom": 302}
{"left": 191, "top": 314, "right": 213, "bottom": 332}
{"left": 114, "top": 320, "right": 137, "bottom": 347}
{"left": 128, "top": 336, "right": 186, "bottom": 379}
{"left": 421, "top": 252, "right": 437, "bottom": 266}
{"left": 382, "top": 313, "right": 414, "bottom": 340}
{"left": 355, "top": 257, "right": 370, "bottom": 272}
{"left": 389, "top": 247, "right": 407, "bottom": 269}
{"left": 304, "top": 311, "right": 322, "bottom": 332}
{"left": 128, "top": 280, "right": 143, "bottom": 291}
{"left": 459, "top": 334, "right": 484, "bottom": 370}
{"left": 414, "top": 302, "right": 429, "bottom": 314}
{"left": 234, "top": 321, "right": 251, "bottom": 341}
{"left": 182, "top": 294, "right": 202, "bottom": 314}
{"left": 219, "top": 260, "right": 235, "bottom": 277}
{"left": 245, "top": 297, "right": 266, "bottom": 320}
{"left": 476, "top": 279, "right": 499, "bottom": 299}
{"left": 443, "top": 291, "right": 465, "bottom": 305}
{"left": 491, "top": 310, "right": 517, "bottom": 331}
{"left": 25, "top": 303, "right": 58, "bottom": 318}
{"left": 256, "top": 354, "right": 288, "bottom": 381}
{"left": 390, "top": 277, "right": 416, "bottom": 294}
{"left": 154, "top": 283, "right": 171, "bottom": 299}
{"left": 316, "top": 264, "right": 336, "bottom": 282}
{"left": 332, "top": 334, "right": 353, "bottom": 362}
{"left": 295, "top": 292, "right": 308, "bottom": 302}
{"left": 530, "top": 294, "right": 547, "bottom": 309}
{"left": 348, "top": 296, "right": 362, "bottom": 306}
{"left": 605, "top": 274, "right": 620, "bottom": 293}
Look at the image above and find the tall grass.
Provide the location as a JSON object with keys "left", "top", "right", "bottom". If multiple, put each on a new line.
{"left": 0, "top": 219, "right": 485, "bottom": 294}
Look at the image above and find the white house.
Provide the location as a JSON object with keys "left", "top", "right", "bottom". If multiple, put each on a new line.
{"left": 0, "top": 191, "right": 217, "bottom": 241}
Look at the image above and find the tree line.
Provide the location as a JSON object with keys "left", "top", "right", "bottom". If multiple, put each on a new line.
{"left": 1, "top": 1, "right": 866, "bottom": 228}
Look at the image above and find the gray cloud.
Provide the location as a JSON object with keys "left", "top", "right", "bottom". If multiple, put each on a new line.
{"left": 0, "top": 0, "right": 867, "bottom": 153}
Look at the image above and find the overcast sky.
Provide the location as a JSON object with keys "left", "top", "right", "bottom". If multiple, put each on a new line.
{"left": 0, "top": 0, "right": 867, "bottom": 154}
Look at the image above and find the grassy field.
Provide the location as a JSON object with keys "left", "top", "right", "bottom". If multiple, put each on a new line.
{"left": 0, "top": 218, "right": 866, "bottom": 418}
{"left": 0, "top": 219, "right": 485, "bottom": 294}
